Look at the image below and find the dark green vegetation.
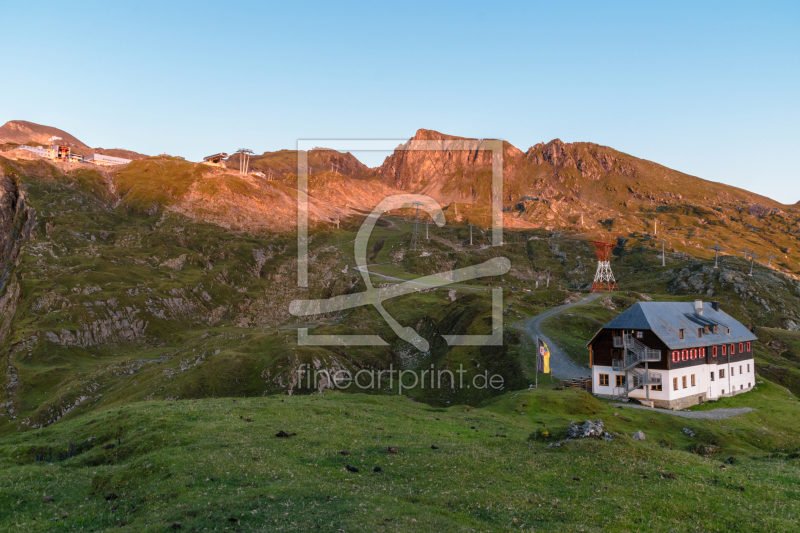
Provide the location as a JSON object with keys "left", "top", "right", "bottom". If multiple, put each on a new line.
{"left": 1, "top": 386, "right": 800, "bottom": 532}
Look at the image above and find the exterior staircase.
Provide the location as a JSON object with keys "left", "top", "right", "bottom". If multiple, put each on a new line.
{"left": 610, "top": 333, "right": 661, "bottom": 401}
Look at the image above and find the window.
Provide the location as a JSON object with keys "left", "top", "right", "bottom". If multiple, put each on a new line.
{"left": 698, "top": 328, "right": 703, "bottom": 338}
{"left": 679, "top": 329, "right": 685, "bottom": 340}
{"left": 747, "top": 364, "right": 750, "bottom": 373}
{"left": 713, "top": 346, "right": 718, "bottom": 357}
{"left": 722, "top": 344, "right": 727, "bottom": 356}
{"left": 682, "top": 376, "right": 687, "bottom": 389}
{"left": 747, "top": 342, "right": 751, "bottom": 352}
{"left": 691, "top": 374, "right": 696, "bottom": 387}
{"left": 748, "top": 383, "right": 751, "bottom": 388}
{"left": 727, "top": 327, "right": 730, "bottom": 334}
{"left": 739, "top": 343, "right": 744, "bottom": 353}
{"left": 690, "top": 349, "right": 696, "bottom": 360}
{"left": 739, "top": 365, "right": 743, "bottom": 374}
{"left": 722, "top": 389, "right": 725, "bottom": 394}
{"left": 711, "top": 371, "right": 715, "bottom": 381}
{"left": 673, "top": 377, "right": 678, "bottom": 391}
{"left": 731, "top": 367, "right": 735, "bottom": 376}
{"left": 615, "top": 375, "right": 626, "bottom": 387}
{"left": 720, "top": 369, "right": 725, "bottom": 378}
{"left": 652, "top": 384, "right": 662, "bottom": 391}
{"left": 636, "top": 331, "right": 643, "bottom": 339}
{"left": 741, "top": 385, "right": 744, "bottom": 390}
{"left": 672, "top": 351, "right": 679, "bottom": 363}
{"left": 730, "top": 344, "right": 736, "bottom": 355}
{"left": 704, "top": 325, "right": 710, "bottom": 334}
{"left": 682, "top": 350, "right": 688, "bottom": 361}
{"left": 599, "top": 374, "right": 609, "bottom": 386}
{"left": 713, "top": 325, "right": 718, "bottom": 334}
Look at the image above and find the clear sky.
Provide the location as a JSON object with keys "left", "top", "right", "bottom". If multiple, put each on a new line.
{"left": 1, "top": 0, "right": 798, "bottom": 203}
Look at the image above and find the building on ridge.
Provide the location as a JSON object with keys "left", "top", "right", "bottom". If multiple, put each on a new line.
{"left": 85, "top": 153, "right": 132, "bottom": 166}
{"left": 202, "top": 153, "right": 229, "bottom": 167}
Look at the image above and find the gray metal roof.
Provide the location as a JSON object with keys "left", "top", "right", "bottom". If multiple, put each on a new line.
{"left": 598, "top": 301, "right": 756, "bottom": 350}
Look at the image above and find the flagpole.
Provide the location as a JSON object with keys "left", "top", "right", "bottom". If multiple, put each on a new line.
{"left": 535, "top": 336, "right": 539, "bottom": 389}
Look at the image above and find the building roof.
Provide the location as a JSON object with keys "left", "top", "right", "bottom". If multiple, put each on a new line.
{"left": 590, "top": 301, "right": 757, "bottom": 350}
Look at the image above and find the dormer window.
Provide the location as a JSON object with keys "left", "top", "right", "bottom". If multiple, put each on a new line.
{"left": 698, "top": 328, "right": 703, "bottom": 338}
{"left": 713, "top": 325, "right": 718, "bottom": 334}
{"left": 679, "top": 329, "right": 685, "bottom": 340}
{"left": 726, "top": 327, "right": 730, "bottom": 335}
{"left": 704, "top": 325, "right": 710, "bottom": 334}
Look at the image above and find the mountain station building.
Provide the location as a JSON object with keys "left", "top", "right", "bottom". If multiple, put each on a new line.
{"left": 588, "top": 300, "right": 756, "bottom": 409}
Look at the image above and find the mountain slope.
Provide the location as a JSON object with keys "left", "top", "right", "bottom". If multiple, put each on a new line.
{"left": 0, "top": 120, "right": 90, "bottom": 149}
{"left": 0, "top": 120, "right": 149, "bottom": 159}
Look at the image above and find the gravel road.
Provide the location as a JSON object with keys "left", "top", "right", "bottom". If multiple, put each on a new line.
{"left": 522, "top": 293, "right": 601, "bottom": 380}
{"left": 611, "top": 403, "right": 755, "bottom": 419}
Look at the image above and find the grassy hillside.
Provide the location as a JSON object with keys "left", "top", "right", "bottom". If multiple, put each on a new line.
{"left": 1, "top": 384, "right": 800, "bottom": 532}
{"left": 0, "top": 154, "right": 799, "bottom": 442}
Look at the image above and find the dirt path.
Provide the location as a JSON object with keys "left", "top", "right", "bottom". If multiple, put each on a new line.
{"left": 521, "top": 293, "right": 602, "bottom": 379}
{"left": 611, "top": 403, "right": 755, "bottom": 419}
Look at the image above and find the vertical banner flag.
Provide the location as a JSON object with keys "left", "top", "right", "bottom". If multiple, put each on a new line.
{"left": 537, "top": 339, "right": 551, "bottom": 374}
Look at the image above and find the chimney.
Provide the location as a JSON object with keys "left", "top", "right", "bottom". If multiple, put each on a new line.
{"left": 695, "top": 300, "right": 704, "bottom": 316}
{"left": 711, "top": 301, "right": 719, "bottom": 312}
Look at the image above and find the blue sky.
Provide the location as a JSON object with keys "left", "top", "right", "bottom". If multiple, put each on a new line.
{"left": 1, "top": 0, "right": 798, "bottom": 202}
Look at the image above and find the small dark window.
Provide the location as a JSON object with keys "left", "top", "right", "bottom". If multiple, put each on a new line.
{"left": 679, "top": 329, "right": 685, "bottom": 340}
{"left": 720, "top": 369, "right": 725, "bottom": 378}
{"left": 710, "top": 372, "right": 715, "bottom": 381}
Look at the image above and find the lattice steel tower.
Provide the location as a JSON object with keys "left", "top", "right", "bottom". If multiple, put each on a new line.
{"left": 590, "top": 240, "right": 618, "bottom": 293}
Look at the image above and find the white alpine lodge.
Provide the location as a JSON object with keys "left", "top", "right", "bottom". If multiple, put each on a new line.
{"left": 588, "top": 300, "right": 756, "bottom": 409}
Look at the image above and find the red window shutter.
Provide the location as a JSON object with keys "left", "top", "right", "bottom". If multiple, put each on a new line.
{"left": 672, "top": 351, "right": 679, "bottom": 363}
{"left": 701, "top": 348, "right": 706, "bottom": 357}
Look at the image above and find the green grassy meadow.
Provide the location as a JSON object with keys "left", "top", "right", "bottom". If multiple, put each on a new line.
{"left": 2, "top": 384, "right": 800, "bottom": 532}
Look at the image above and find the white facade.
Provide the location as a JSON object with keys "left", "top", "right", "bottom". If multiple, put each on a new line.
{"left": 593, "top": 360, "right": 755, "bottom": 404}
{"left": 16, "top": 145, "right": 50, "bottom": 157}
{"left": 85, "top": 153, "right": 132, "bottom": 166}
